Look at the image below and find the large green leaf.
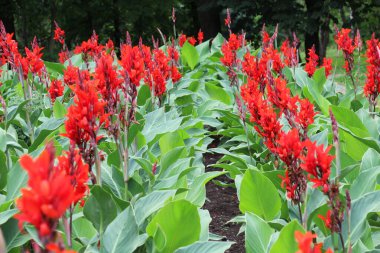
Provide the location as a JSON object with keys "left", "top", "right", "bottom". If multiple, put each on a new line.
{"left": 246, "top": 212, "right": 274, "bottom": 253}
{"left": 186, "top": 171, "right": 227, "bottom": 206}
{"left": 181, "top": 41, "right": 199, "bottom": 70}
{"left": 204, "top": 82, "right": 231, "bottom": 105}
{"left": 342, "top": 191, "right": 380, "bottom": 245}
{"left": 146, "top": 199, "right": 201, "bottom": 253}
{"left": 134, "top": 190, "right": 176, "bottom": 226}
{"left": 159, "top": 131, "right": 185, "bottom": 156}
{"left": 174, "top": 241, "right": 234, "bottom": 253}
{"left": 83, "top": 186, "right": 118, "bottom": 233}
{"left": 239, "top": 169, "right": 281, "bottom": 220}
{"left": 103, "top": 207, "right": 147, "bottom": 253}
{"left": 1, "top": 218, "right": 31, "bottom": 251}
{"left": 312, "top": 67, "right": 327, "bottom": 93}
{"left": 6, "top": 161, "right": 27, "bottom": 201}
{"left": 270, "top": 220, "right": 304, "bottom": 253}
{"left": 142, "top": 107, "right": 183, "bottom": 143}
{"left": 29, "top": 118, "right": 65, "bottom": 152}
{"left": 331, "top": 105, "right": 371, "bottom": 138}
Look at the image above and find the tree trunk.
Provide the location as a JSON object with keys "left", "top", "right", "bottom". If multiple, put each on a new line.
{"left": 112, "top": 0, "right": 121, "bottom": 48}
{"left": 195, "top": 0, "right": 221, "bottom": 40}
{"left": 49, "top": 0, "right": 58, "bottom": 59}
{"left": 304, "top": 0, "right": 321, "bottom": 62}
{"left": 319, "top": 17, "right": 330, "bottom": 63}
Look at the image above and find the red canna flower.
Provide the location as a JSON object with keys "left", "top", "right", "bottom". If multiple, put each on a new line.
{"left": 46, "top": 243, "right": 77, "bottom": 253}
{"left": 178, "top": 34, "right": 187, "bottom": 47}
{"left": 15, "top": 145, "right": 76, "bottom": 238}
{"left": 318, "top": 210, "right": 332, "bottom": 230}
{"left": 48, "top": 79, "right": 64, "bottom": 102}
{"left": 53, "top": 22, "right": 65, "bottom": 45}
{"left": 276, "top": 129, "right": 303, "bottom": 166}
{"left": 0, "top": 21, "right": 22, "bottom": 70}
{"left": 305, "top": 45, "right": 319, "bottom": 77}
{"left": 74, "top": 31, "right": 103, "bottom": 61}
{"left": 295, "top": 231, "right": 333, "bottom": 253}
{"left": 334, "top": 28, "right": 357, "bottom": 74}
{"left": 23, "top": 37, "right": 44, "bottom": 77}
{"left": 364, "top": 34, "right": 380, "bottom": 109}
{"left": 95, "top": 52, "right": 123, "bottom": 113}
{"left": 187, "top": 36, "right": 197, "bottom": 46}
{"left": 120, "top": 44, "right": 145, "bottom": 86}
{"left": 58, "top": 51, "right": 69, "bottom": 64}
{"left": 301, "top": 140, "right": 334, "bottom": 190}
{"left": 63, "top": 65, "right": 90, "bottom": 86}
{"left": 322, "top": 58, "right": 332, "bottom": 76}
{"left": 197, "top": 30, "right": 204, "bottom": 44}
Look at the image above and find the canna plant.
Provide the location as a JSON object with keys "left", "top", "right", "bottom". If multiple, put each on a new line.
{"left": 0, "top": 8, "right": 379, "bottom": 253}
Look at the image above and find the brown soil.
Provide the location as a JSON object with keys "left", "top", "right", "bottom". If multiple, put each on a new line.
{"left": 203, "top": 151, "right": 245, "bottom": 253}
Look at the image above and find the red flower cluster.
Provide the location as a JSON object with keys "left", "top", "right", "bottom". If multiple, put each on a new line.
{"left": 54, "top": 22, "right": 65, "bottom": 45}
{"left": 364, "top": 34, "right": 380, "bottom": 109}
{"left": 64, "top": 78, "right": 108, "bottom": 168}
{"left": 295, "top": 231, "right": 333, "bottom": 253}
{"left": 305, "top": 46, "right": 319, "bottom": 77}
{"left": 48, "top": 79, "right": 64, "bottom": 102}
{"left": 179, "top": 34, "right": 197, "bottom": 47}
{"left": 0, "top": 21, "right": 22, "bottom": 70}
{"left": 120, "top": 44, "right": 145, "bottom": 86}
{"left": 334, "top": 28, "right": 358, "bottom": 74}
{"left": 280, "top": 38, "right": 298, "bottom": 68}
{"left": 220, "top": 33, "right": 244, "bottom": 84}
{"left": 198, "top": 30, "right": 204, "bottom": 44}
{"left": 95, "top": 52, "right": 123, "bottom": 113}
{"left": 239, "top": 29, "right": 337, "bottom": 206}
{"left": 15, "top": 144, "right": 87, "bottom": 237}
{"left": 74, "top": 32, "right": 103, "bottom": 61}
{"left": 21, "top": 38, "right": 44, "bottom": 78}
{"left": 322, "top": 58, "right": 333, "bottom": 76}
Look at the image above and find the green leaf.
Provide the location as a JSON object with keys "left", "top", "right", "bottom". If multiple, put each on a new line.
{"left": 103, "top": 207, "right": 147, "bottom": 253}
{"left": 174, "top": 241, "right": 234, "bottom": 253}
{"left": 159, "top": 131, "right": 185, "bottom": 156}
{"left": 186, "top": 171, "right": 227, "bottom": 206}
{"left": 44, "top": 61, "right": 65, "bottom": 75}
{"left": 312, "top": 67, "right": 326, "bottom": 93}
{"left": 342, "top": 191, "right": 380, "bottom": 245}
{"left": 331, "top": 105, "right": 371, "bottom": 138}
{"left": 146, "top": 199, "right": 201, "bottom": 253}
{"left": 0, "top": 150, "right": 7, "bottom": 189}
{"left": 270, "top": 220, "right": 305, "bottom": 253}
{"left": 360, "top": 148, "right": 380, "bottom": 171}
{"left": 134, "top": 190, "right": 176, "bottom": 226}
{"left": 6, "top": 161, "right": 27, "bottom": 201}
{"left": 29, "top": 118, "right": 65, "bottom": 152}
{"left": 181, "top": 41, "right": 199, "bottom": 70}
{"left": 137, "top": 84, "right": 151, "bottom": 106}
{"left": 102, "top": 165, "right": 125, "bottom": 199}
{"left": 0, "top": 209, "right": 18, "bottom": 225}
{"left": 53, "top": 100, "right": 67, "bottom": 118}
{"left": 5, "top": 100, "right": 29, "bottom": 124}
{"left": 246, "top": 212, "right": 274, "bottom": 253}
{"left": 239, "top": 169, "right": 281, "bottom": 220}
{"left": 83, "top": 185, "right": 118, "bottom": 233}
{"left": 142, "top": 107, "right": 183, "bottom": 143}
{"left": 2, "top": 218, "right": 31, "bottom": 251}
{"left": 204, "top": 82, "right": 231, "bottom": 105}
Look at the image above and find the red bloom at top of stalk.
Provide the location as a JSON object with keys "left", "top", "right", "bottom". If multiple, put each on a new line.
{"left": 48, "top": 79, "right": 64, "bottom": 102}
{"left": 120, "top": 44, "right": 145, "bottom": 86}
{"left": 322, "top": 58, "right": 333, "bottom": 76}
{"left": 53, "top": 22, "right": 65, "bottom": 45}
{"left": 295, "top": 98, "right": 316, "bottom": 130}
{"left": 64, "top": 79, "right": 108, "bottom": 150}
{"left": 318, "top": 210, "right": 332, "bottom": 230}
{"left": 188, "top": 36, "right": 197, "bottom": 46}
{"left": 95, "top": 52, "right": 123, "bottom": 111}
{"left": 74, "top": 32, "right": 103, "bottom": 60}
{"left": 364, "top": 34, "right": 380, "bottom": 100}
{"left": 225, "top": 8, "right": 231, "bottom": 27}
{"left": 15, "top": 145, "right": 76, "bottom": 237}
{"left": 280, "top": 39, "right": 295, "bottom": 67}
{"left": 24, "top": 38, "right": 44, "bottom": 76}
{"left": 304, "top": 45, "right": 319, "bottom": 77}
{"left": 301, "top": 140, "right": 334, "bottom": 190}
{"left": 335, "top": 28, "right": 357, "bottom": 55}
{"left": 0, "top": 21, "right": 22, "bottom": 69}
{"left": 295, "top": 231, "right": 333, "bottom": 253}
{"left": 220, "top": 33, "right": 243, "bottom": 68}
{"left": 198, "top": 30, "right": 204, "bottom": 44}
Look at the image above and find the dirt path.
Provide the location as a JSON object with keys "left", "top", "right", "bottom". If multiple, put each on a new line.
{"left": 203, "top": 152, "right": 245, "bottom": 253}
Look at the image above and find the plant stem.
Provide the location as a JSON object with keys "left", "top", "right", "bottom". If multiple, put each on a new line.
{"left": 18, "top": 68, "right": 34, "bottom": 143}
{"left": 93, "top": 141, "right": 102, "bottom": 186}
{"left": 339, "top": 232, "right": 346, "bottom": 253}
{"left": 297, "top": 202, "right": 303, "bottom": 225}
